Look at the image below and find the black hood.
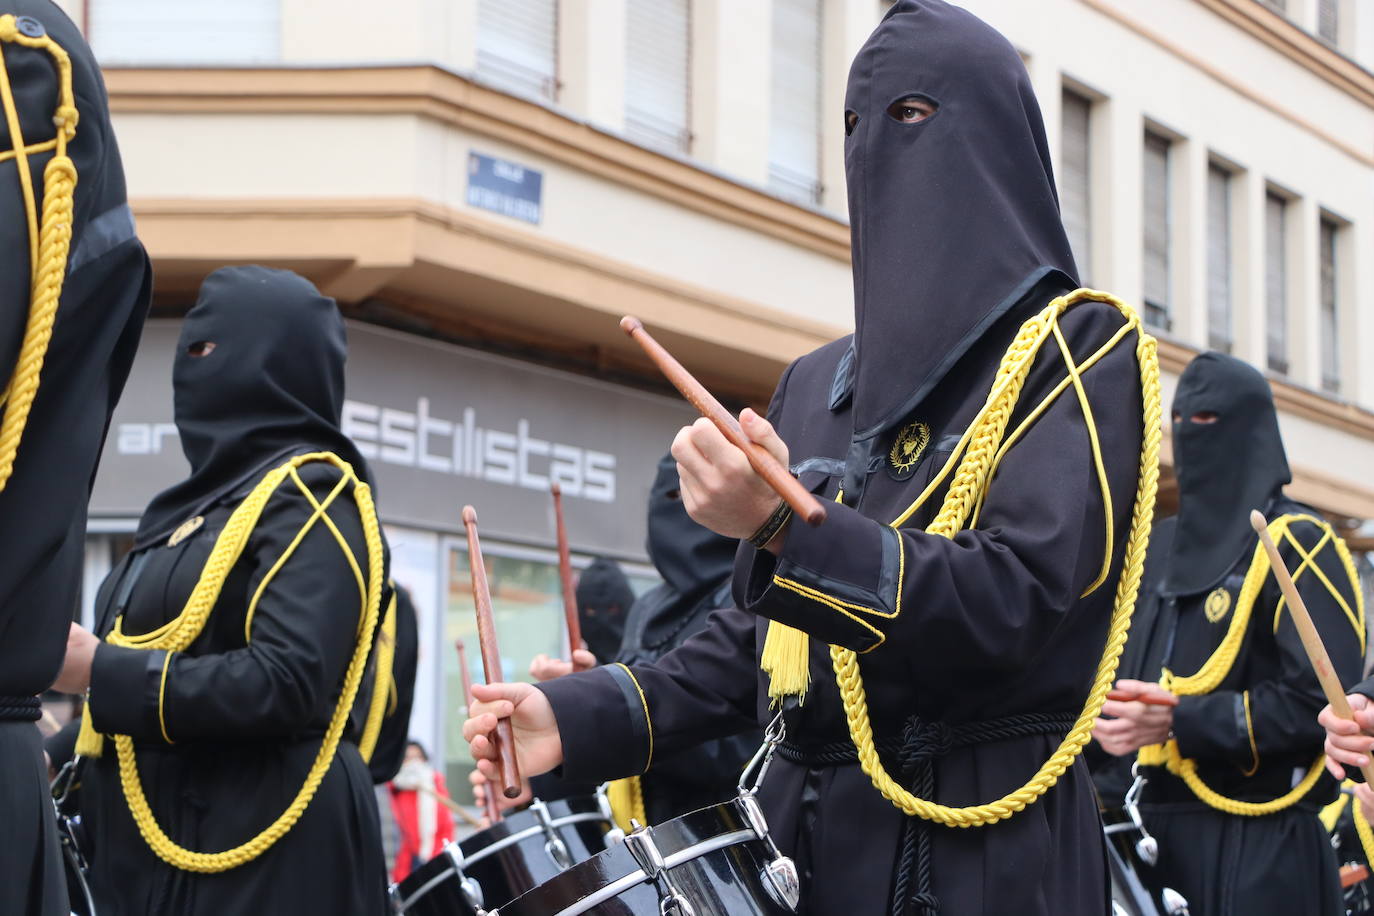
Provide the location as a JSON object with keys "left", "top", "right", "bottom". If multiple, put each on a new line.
{"left": 1166, "top": 352, "right": 1290, "bottom": 595}
{"left": 645, "top": 453, "right": 738, "bottom": 597}
{"left": 843, "top": 0, "right": 1077, "bottom": 481}
{"left": 135, "top": 266, "right": 373, "bottom": 546}
{"left": 575, "top": 557, "right": 635, "bottom": 663}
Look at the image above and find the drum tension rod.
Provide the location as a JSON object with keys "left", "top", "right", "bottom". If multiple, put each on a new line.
{"left": 624, "top": 825, "right": 697, "bottom": 916}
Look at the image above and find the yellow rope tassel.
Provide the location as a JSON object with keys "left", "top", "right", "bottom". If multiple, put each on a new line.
{"left": 607, "top": 776, "right": 646, "bottom": 833}
{"left": 1136, "top": 513, "right": 1363, "bottom": 816}
{"left": 771, "top": 289, "right": 1160, "bottom": 827}
{"left": 0, "top": 16, "right": 80, "bottom": 494}
{"left": 762, "top": 621, "right": 810, "bottom": 704}
{"left": 81, "top": 453, "right": 383, "bottom": 872}
{"left": 357, "top": 591, "right": 398, "bottom": 764}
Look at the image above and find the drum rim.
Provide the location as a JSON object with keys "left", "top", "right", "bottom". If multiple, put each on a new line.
{"left": 496, "top": 828, "right": 757, "bottom": 916}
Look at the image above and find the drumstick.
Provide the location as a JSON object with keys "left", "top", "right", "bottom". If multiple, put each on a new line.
{"left": 462, "top": 506, "right": 523, "bottom": 799}
{"left": 457, "top": 638, "right": 503, "bottom": 824}
{"left": 1106, "top": 688, "right": 1179, "bottom": 707}
{"left": 619, "top": 316, "right": 826, "bottom": 527}
{"left": 550, "top": 483, "right": 585, "bottom": 669}
{"left": 1250, "top": 510, "right": 1374, "bottom": 784}
{"left": 417, "top": 782, "right": 486, "bottom": 830}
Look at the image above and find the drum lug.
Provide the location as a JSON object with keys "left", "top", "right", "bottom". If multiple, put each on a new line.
{"left": 1122, "top": 767, "right": 1161, "bottom": 866}
{"left": 625, "top": 824, "right": 697, "bottom": 916}
{"left": 595, "top": 783, "right": 625, "bottom": 843}
{"left": 1160, "top": 887, "right": 1190, "bottom": 915}
{"left": 530, "top": 798, "right": 576, "bottom": 870}
{"left": 442, "top": 841, "right": 486, "bottom": 913}
{"left": 761, "top": 856, "right": 800, "bottom": 912}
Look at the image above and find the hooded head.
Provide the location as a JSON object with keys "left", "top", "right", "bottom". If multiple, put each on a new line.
{"left": 575, "top": 557, "right": 635, "bottom": 663}
{"left": 844, "top": 0, "right": 1076, "bottom": 449}
{"left": 645, "top": 453, "right": 738, "bottom": 596}
{"left": 136, "top": 266, "right": 371, "bottom": 545}
{"left": 1166, "top": 352, "right": 1290, "bottom": 595}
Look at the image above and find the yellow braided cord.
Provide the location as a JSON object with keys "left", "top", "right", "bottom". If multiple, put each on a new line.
{"left": 93, "top": 452, "right": 383, "bottom": 872}
{"left": 1356, "top": 788, "right": 1374, "bottom": 866}
{"left": 1138, "top": 513, "right": 1362, "bottom": 815}
{"left": 0, "top": 16, "right": 78, "bottom": 494}
{"left": 357, "top": 591, "right": 397, "bottom": 764}
{"left": 824, "top": 289, "right": 1160, "bottom": 826}
{"left": 606, "top": 776, "right": 646, "bottom": 834}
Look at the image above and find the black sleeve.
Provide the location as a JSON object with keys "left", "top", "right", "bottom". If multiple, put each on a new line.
{"left": 368, "top": 584, "right": 419, "bottom": 783}
{"left": 88, "top": 462, "right": 377, "bottom": 742}
{"left": 537, "top": 606, "right": 760, "bottom": 783}
{"left": 1173, "top": 519, "right": 1365, "bottom": 765}
{"left": 736, "top": 305, "right": 1142, "bottom": 687}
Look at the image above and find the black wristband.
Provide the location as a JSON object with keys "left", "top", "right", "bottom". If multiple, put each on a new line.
{"left": 748, "top": 500, "right": 794, "bottom": 550}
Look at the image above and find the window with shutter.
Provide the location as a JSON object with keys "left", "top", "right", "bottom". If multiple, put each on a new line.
{"left": 1060, "top": 90, "right": 1092, "bottom": 283}
{"left": 477, "top": 0, "right": 559, "bottom": 102}
{"left": 1142, "top": 131, "right": 1171, "bottom": 330}
{"left": 1317, "top": 0, "right": 1339, "bottom": 44}
{"left": 768, "top": 0, "right": 824, "bottom": 204}
{"left": 1265, "top": 192, "right": 1288, "bottom": 375}
{"left": 88, "top": 0, "right": 280, "bottom": 64}
{"left": 1206, "top": 164, "right": 1232, "bottom": 353}
{"left": 1320, "top": 218, "right": 1339, "bottom": 392}
{"left": 625, "top": 0, "right": 692, "bottom": 155}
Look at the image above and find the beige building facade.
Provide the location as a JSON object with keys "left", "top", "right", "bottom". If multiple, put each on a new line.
{"left": 45, "top": 0, "right": 1374, "bottom": 782}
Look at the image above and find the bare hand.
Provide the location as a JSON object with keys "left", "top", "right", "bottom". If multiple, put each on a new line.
{"left": 52, "top": 623, "right": 99, "bottom": 694}
{"left": 469, "top": 768, "right": 532, "bottom": 826}
{"left": 529, "top": 649, "right": 598, "bottom": 682}
{"left": 1355, "top": 783, "right": 1374, "bottom": 823}
{"left": 462, "top": 682, "right": 564, "bottom": 784}
{"left": 1092, "top": 679, "right": 1176, "bottom": 756}
{"left": 671, "top": 409, "right": 791, "bottom": 549}
{"left": 1320, "top": 693, "right": 1374, "bottom": 780}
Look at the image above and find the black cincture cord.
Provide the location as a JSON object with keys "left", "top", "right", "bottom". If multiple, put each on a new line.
{"left": 779, "top": 711, "right": 1079, "bottom": 916}
{"left": 0, "top": 695, "right": 40, "bottom": 721}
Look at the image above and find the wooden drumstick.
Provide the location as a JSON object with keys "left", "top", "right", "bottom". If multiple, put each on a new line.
{"left": 1250, "top": 509, "right": 1374, "bottom": 784}
{"left": 550, "top": 483, "right": 586, "bottom": 669}
{"left": 619, "top": 316, "right": 826, "bottom": 527}
{"left": 462, "top": 506, "right": 523, "bottom": 799}
{"left": 456, "top": 638, "right": 503, "bottom": 824}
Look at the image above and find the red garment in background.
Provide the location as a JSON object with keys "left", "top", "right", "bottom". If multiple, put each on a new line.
{"left": 389, "top": 771, "right": 455, "bottom": 883}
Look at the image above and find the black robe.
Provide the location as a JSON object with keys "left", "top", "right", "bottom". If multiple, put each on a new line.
{"left": 540, "top": 278, "right": 1145, "bottom": 915}
{"left": 0, "top": 5, "right": 151, "bottom": 914}
{"left": 1126, "top": 497, "right": 1357, "bottom": 916}
{"left": 77, "top": 460, "right": 388, "bottom": 916}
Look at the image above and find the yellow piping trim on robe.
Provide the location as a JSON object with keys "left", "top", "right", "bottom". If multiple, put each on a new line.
{"left": 614, "top": 663, "right": 654, "bottom": 772}
{"left": 157, "top": 651, "right": 175, "bottom": 745}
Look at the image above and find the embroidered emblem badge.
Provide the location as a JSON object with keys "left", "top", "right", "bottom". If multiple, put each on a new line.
{"left": 1204, "top": 587, "right": 1232, "bottom": 624}
{"left": 168, "top": 515, "right": 204, "bottom": 547}
{"left": 887, "top": 421, "right": 931, "bottom": 481}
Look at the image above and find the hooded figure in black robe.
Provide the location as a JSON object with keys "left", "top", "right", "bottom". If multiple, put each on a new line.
{"left": 576, "top": 557, "right": 635, "bottom": 665}
{"left": 63, "top": 267, "right": 392, "bottom": 915}
{"left": 0, "top": 4, "right": 151, "bottom": 914}
{"left": 531, "top": 4, "right": 1150, "bottom": 913}
{"left": 1095, "top": 352, "right": 1358, "bottom": 916}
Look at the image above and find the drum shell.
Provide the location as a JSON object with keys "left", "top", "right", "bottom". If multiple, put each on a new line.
{"left": 394, "top": 795, "right": 613, "bottom": 915}
{"left": 499, "top": 801, "right": 795, "bottom": 916}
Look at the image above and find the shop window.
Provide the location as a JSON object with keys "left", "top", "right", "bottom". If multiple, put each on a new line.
{"left": 477, "top": 0, "right": 559, "bottom": 102}
{"left": 768, "top": 0, "right": 824, "bottom": 204}
{"left": 1142, "top": 130, "right": 1172, "bottom": 331}
{"left": 88, "top": 0, "right": 280, "bottom": 65}
{"left": 1061, "top": 89, "right": 1093, "bottom": 283}
{"left": 1206, "top": 163, "right": 1233, "bottom": 353}
{"left": 1265, "top": 191, "right": 1289, "bottom": 375}
{"left": 624, "top": 0, "right": 692, "bottom": 154}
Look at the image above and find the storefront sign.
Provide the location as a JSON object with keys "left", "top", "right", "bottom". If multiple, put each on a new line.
{"left": 91, "top": 321, "right": 694, "bottom": 559}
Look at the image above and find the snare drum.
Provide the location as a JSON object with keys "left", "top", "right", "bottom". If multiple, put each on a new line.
{"left": 495, "top": 794, "right": 799, "bottom": 916}
{"left": 392, "top": 792, "right": 618, "bottom": 915}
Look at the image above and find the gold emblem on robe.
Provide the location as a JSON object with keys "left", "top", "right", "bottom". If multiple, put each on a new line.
{"left": 888, "top": 421, "right": 931, "bottom": 477}
{"left": 168, "top": 515, "right": 204, "bottom": 547}
{"left": 1204, "top": 587, "right": 1232, "bottom": 624}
